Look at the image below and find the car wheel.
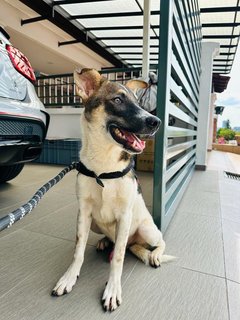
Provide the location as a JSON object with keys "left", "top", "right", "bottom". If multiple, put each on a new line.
{"left": 0, "top": 164, "right": 24, "bottom": 183}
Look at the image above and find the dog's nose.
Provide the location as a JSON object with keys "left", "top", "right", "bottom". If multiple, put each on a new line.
{"left": 146, "top": 116, "right": 161, "bottom": 129}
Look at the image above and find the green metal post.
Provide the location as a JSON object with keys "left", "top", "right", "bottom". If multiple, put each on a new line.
{"left": 153, "top": 0, "right": 173, "bottom": 231}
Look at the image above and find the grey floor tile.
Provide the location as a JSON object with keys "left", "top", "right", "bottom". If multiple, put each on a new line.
{"left": 112, "top": 264, "right": 228, "bottom": 320}
{"left": 24, "top": 201, "right": 103, "bottom": 246}
{"left": 188, "top": 170, "right": 219, "bottom": 193}
{"left": 219, "top": 181, "right": 240, "bottom": 209}
{"left": 223, "top": 219, "right": 240, "bottom": 283}
{"left": 0, "top": 192, "right": 77, "bottom": 239}
{"left": 221, "top": 204, "right": 240, "bottom": 224}
{"left": 0, "top": 229, "right": 73, "bottom": 298}
{"left": 207, "top": 151, "right": 235, "bottom": 172}
{"left": 228, "top": 280, "right": 240, "bottom": 320}
{"left": 8, "top": 163, "right": 66, "bottom": 187}
{"left": 176, "top": 189, "right": 221, "bottom": 218}
{"left": 1, "top": 152, "right": 239, "bottom": 320}
{"left": 0, "top": 242, "right": 137, "bottom": 320}
{"left": 164, "top": 211, "right": 225, "bottom": 277}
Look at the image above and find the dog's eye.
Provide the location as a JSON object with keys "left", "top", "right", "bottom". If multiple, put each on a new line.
{"left": 114, "top": 97, "right": 122, "bottom": 104}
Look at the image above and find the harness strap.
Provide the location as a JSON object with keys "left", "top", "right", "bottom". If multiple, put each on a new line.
{"left": 75, "top": 159, "right": 135, "bottom": 187}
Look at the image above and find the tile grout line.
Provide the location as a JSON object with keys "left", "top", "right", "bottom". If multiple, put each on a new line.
{"left": 22, "top": 200, "right": 78, "bottom": 230}
{"left": 0, "top": 200, "right": 78, "bottom": 241}
{"left": 218, "top": 170, "right": 231, "bottom": 320}
{"left": 122, "top": 260, "right": 139, "bottom": 288}
{"left": 222, "top": 216, "right": 240, "bottom": 226}
{"left": 21, "top": 228, "right": 75, "bottom": 243}
{"left": 179, "top": 265, "right": 227, "bottom": 282}
{"left": 227, "top": 278, "right": 240, "bottom": 286}
{"left": 21, "top": 228, "right": 102, "bottom": 250}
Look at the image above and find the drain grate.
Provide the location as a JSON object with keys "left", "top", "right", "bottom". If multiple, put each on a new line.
{"left": 224, "top": 171, "right": 240, "bottom": 181}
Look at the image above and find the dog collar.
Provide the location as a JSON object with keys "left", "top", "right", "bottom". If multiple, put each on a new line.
{"left": 75, "top": 159, "right": 135, "bottom": 187}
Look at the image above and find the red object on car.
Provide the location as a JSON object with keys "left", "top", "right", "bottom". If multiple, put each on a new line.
{"left": 6, "top": 44, "right": 36, "bottom": 82}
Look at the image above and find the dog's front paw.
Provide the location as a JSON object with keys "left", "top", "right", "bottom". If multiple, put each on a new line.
{"left": 102, "top": 280, "right": 122, "bottom": 312}
{"left": 51, "top": 268, "right": 79, "bottom": 296}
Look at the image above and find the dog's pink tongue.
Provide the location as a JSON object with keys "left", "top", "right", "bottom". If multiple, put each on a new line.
{"left": 125, "top": 132, "right": 145, "bottom": 151}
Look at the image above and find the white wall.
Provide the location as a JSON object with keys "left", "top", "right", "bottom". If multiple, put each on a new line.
{"left": 46, "top": 108, "right": 83, "bottom": 139}
{"left": 207, "top": 93, "right": 217, "bottom": 150}
{"left": 196, "top": 42, "right": 219, "bottom": 169}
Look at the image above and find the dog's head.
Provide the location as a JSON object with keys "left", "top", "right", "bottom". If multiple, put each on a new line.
{"left": 74, "top": 68, "right": 161, "bottom": 154}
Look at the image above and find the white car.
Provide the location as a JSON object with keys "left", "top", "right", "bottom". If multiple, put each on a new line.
{"left": 0, "top": 26, "right": 49, "bottom": 183}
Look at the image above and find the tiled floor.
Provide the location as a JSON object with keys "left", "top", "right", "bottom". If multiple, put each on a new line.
{"left": 0, "top": 150, "right": 239, "bottom": 320}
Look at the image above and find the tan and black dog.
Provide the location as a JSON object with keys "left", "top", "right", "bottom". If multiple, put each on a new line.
{"left": 52, "top": 69, "right": 172, "bottom": 311}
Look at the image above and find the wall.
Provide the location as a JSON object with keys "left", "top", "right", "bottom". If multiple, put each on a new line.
{"left": 46, "top": 108, "right": 83, "bottom": 139}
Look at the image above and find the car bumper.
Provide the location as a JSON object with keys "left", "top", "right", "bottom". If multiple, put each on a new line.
{"left": 0, "top": 113, "right": 49, "bottom": 165}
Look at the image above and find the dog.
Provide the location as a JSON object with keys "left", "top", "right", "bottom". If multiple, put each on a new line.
{"left": 52, "top": 69, "right": 170, "bottom": 311}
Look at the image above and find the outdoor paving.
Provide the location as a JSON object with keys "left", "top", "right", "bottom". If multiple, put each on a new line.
{"left": 0, "top": 150, "right": 239, "bottom": 320}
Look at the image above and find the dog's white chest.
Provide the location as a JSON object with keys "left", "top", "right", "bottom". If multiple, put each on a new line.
{"left": 79, "top": 175, "right": 136, "bottom": 224}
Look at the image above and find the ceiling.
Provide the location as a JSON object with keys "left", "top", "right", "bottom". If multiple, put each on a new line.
{"left": 19, "top": 0, "right": 240, "bottom": 74}
{"left": 5, "top": 27, "right": 79, "bottom": 74}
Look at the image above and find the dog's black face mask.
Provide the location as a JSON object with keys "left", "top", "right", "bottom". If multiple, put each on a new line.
{"left": 102, "top": 82, "right": 161, "bottom": 154}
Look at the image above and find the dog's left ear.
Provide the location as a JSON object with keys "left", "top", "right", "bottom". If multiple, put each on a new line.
{"left": 74, "top": 68, "right": 102, "bottom": 101}
{"left": 125, "top": 79, "right": 148, "bottom": 94}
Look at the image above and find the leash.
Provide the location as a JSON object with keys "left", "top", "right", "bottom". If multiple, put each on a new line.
{"left": 0, "top": 160, "right": 134, "bottom": 232}
{"left": 0, "top": 162, "right": 77, "bottom": 232}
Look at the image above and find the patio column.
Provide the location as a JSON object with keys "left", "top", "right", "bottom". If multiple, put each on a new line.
{"left": 208, "top": 93, "right": 217, "bottom": 150}
{"left": 142, "top": 0, "right": 151, "bottom": 78}
{"left": 196, "top": 42, "right": 219, "bottom": 170}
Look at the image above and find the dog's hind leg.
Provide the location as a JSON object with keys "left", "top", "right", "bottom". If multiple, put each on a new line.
{"left": 128, "top": 244, "right": 151, "bottom": 265}
{"left": 136, "top": 218, "right": 166, "bottom": 268}
{"left": 52, "top": 203, "right": 92, "bottom": 296}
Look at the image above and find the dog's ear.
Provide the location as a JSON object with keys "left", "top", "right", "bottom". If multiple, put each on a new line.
{"left": 125, "top": 79, "right": 148, "bottom": 94}
{"left": 74, "top": 68, "right": 102, "bottom": 101}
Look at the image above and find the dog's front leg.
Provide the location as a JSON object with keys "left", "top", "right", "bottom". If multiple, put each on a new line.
{"left": 102, "top": 211, "right": 132, "bottom": 312}
{"left": 52, "top": 202, "right": 92, "bottom": 296}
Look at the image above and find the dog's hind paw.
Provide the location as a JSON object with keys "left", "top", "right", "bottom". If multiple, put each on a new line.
{"left": 149, "top": 250, "right": 176, "bottom": 268}
{"left": 96, "top": 237, "right": 113, "bottom": 251}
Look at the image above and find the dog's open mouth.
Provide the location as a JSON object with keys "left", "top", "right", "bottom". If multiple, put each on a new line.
{"left": 109, "top": 125, "right": 146, "bottom": 153}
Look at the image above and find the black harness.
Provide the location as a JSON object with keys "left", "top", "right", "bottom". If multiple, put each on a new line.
{"left": 75, "top": 159, "right": 135, "bottom": 187}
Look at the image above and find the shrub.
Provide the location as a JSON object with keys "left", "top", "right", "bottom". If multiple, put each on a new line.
{"left": 217, "top": 128, "right": 236, "bottom": 141}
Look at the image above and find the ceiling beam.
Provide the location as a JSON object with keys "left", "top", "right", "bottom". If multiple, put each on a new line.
{"left": 53, "top": 0, "right": 115, "bottom": 5}
{"left": 85, "top": 25, "right": 158, "bottom": 31}
{"left": 214, "top": 59, "right": 234, "bottom": 62}
{"left": 200, "top": 7, "right": 240, "bottom": 13}
{"left": 19, "top": 0, "right": 127, "bottom": 67}
{"left": 21, "top": 15, "right": 47, "bottom": 25}
{"left": 203, "top": 34, "right": 239, "bottom": 39}
{"left": 202, "top": 22, "right": 240, "bottom": 28}
{"left": 114, "top": 52, "right": 158, "bottom": 55}
{"left": 97, "top": 36, "right": 158, "bottom": 40}
{"left": 220, "top": 44, "right": 238, "bottom": 48}
{"left": 213, "top": 64, "right": 233, "bottom": 67}
{"left": 105, "top": 45, "right": 159, "bottom": 48}
{"left": 69, "top": 10, "right": 160, "bottom": 19}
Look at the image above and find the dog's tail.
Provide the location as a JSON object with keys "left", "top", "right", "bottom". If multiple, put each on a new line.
{"left": 160, "top": 255, "right": 177, "bottom": 263}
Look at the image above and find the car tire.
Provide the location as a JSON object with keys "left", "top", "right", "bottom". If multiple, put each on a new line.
{"left": 0, "top": 164, "right": 24, "bottom": 183}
